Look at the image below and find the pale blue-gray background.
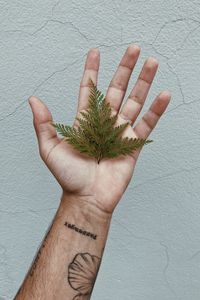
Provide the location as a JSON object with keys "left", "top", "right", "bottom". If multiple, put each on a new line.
{"left": 0, "top": 1, "right": 200, "bottom": 299}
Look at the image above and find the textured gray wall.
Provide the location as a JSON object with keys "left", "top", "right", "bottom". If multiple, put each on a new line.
{"left": 0, "top": 0, "right": 200, "bottom": 299}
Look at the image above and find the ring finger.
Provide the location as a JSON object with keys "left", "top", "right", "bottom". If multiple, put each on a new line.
{"left": 119, "top": 57, "right": 159, "bottom": 126}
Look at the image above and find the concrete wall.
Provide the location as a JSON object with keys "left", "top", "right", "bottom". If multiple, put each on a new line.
{"left": 0, "top": 1, "right": 200, "bottom": 299}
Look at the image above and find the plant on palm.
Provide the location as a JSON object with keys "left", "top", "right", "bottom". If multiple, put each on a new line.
{"left": 52, "top": 79, "right": 152, "bottom": 163}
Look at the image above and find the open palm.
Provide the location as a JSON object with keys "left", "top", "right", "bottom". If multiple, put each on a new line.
{"left": 29, "top": 44, "right": 171, "bottom": 214}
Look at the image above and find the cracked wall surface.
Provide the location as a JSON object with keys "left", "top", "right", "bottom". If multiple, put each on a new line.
{"left": 0, "top": 0, "right": 200, "bottom": 299}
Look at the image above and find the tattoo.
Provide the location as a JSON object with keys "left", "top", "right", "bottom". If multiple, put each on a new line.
{"left": 68, "top": 252, "right": 101, "bottom": 299}
{"left": 64, "top": 221, "right": 97, "bottom": 240}
{"left": 29, "top": 247, "right": 44, "bottom": 277}
{"left": 29, "top": 219, "right": 54, "bottom": 277}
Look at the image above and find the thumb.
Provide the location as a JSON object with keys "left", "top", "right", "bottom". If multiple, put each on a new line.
{"left": 28, "top": 96, "right": 59, "bottom": 161}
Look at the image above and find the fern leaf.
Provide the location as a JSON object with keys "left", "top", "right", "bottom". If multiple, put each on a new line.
{"left": 52, "top": 79, "right": 153, "bottom": 163}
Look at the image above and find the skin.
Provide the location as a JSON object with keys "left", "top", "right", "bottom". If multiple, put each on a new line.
{"left": 15, "top": 44, "right": 171, "bottom": 300}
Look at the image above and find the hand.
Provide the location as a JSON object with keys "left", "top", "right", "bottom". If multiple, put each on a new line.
{"left": 29, "top": 44, "right": 171, "bottom": 214}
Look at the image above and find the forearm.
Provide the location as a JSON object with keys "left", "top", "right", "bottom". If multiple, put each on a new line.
{"left": 15, "top": 192, "right": 112, "bottom": 300}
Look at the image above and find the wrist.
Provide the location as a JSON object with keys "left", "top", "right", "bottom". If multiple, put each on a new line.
{"left": 54, "top": 191, "right": 112, "bottom": 243}
{"left": 59, "top": 190, "right": 112, "bottom": 225}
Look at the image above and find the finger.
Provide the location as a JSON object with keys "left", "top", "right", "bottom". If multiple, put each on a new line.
{"left": 133, "top": 91, "right": 171, "bottom": 139}
{"left": 105, "top": 44, "right": 140, "bottom": 114}
{"left": 130, "top": 91, "right": 171, "bottom": 161}
{"left": 29, "top": 96, "right": 60, "bottom": 161}
{"left": 74, "top": 48, "right": 100, "bottom": 127}
{"left": 119, "top": 57, "right": 159, "bottom": 126}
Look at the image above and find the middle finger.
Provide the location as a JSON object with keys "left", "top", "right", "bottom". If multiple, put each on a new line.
{"left": 105, "top": 44, "right": 141, "bottom": 114}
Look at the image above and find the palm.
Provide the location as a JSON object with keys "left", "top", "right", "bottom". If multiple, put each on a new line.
{"left": 44, "top": 119, "right": 136, "bottom": 212}
{"left": 29, "top": 44, "right": 171, "bottom": 213}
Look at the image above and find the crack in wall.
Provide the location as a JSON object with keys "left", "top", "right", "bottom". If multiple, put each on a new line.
{"left": 152, "top": 17, "right": 200, "bottom": 58}
{"left": 3, "top": 0, "right": 91, "bottom": 43}
{"left": 165, "top": 97, "right": 200, "bottom": 114}
{"left": 0, "top": 29, "right": 192, "bottom": 123}
{"left": 114, "top": 219, "right": 157, "bottom": 243}
{"left": 113, "top": 220, "right": 178, "bottom": 296}
{"left": 168, "top": 22, "right": 200, "bottom": 58}
{"left": 160, "top": 242, "right": 178, "bottom": 297}
{"left": 51, "top": 0, "right": 60, "bottom": 17}
{"left": 4, "top": 19, "right": 92, "bottom": 42}
{"left": 1, "top": 18, "right": 200, "bottom": 136}
{"left": 133, "top": 165, "right": 200, "bottom": 190}
{"left": 0, "top": 40, "right": 144, "bottom": 123}
{"left": 0, "top": 56, "right": 83, "bottom": 122}
{"left": 189, "top": 249, "right": 200, "bottom": 260}
{"left": 151, "top": 18, "right": 188, "bottom": 46}
{"left": 166, "top": 62, "right": 185, "bottom": 104}
{"left": 150, "top": 17, "right": 200, "bottom": 70}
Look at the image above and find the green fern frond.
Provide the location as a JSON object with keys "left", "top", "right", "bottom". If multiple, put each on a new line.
{"left": 52, "top": 78, "right": 153, "bottom": 163}
{"left": 52, "top": 123, "right": 74, "bottom": 137}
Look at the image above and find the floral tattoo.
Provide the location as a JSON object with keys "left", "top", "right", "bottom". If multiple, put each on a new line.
{"left": 68, "top": 252, "right": 101, "bottom": 299}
